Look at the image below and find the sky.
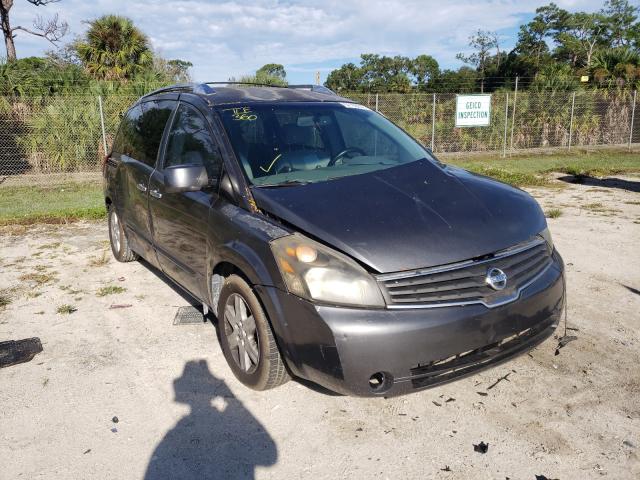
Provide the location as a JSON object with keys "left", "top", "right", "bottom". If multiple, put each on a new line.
{"left": 8, "top": 0, "right": 606, "bottom": 84}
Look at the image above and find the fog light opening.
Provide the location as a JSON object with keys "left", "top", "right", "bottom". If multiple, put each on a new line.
{"left": 369, "top": 372, "right": 391, "bottom": 392}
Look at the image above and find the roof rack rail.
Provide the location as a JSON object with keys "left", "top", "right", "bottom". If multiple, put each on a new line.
{"left": 204, "top": 81, "right": 283, "bottom": 88}
{"left": 142, "top": 83, "right": 216, "bottom": 99}
{"left": 203, "top": 82, "right": 337, "bottom": 95}
{"left": 141, "top": 81, "right": 338, "bottom": 100}
{"left": 288, "top": 84, "right": 336, "bottom": 95}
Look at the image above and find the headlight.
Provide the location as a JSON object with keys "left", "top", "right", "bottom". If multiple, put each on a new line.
{"left": 270, "top": 233, "right": 385, "bottom": 307}
{"left": 539, "top": 227, "right": 554, "bottom": 252}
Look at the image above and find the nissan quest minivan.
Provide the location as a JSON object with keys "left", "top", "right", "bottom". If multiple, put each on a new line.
{"left": 103, "top": 83, "right": 565, "bottom": 396}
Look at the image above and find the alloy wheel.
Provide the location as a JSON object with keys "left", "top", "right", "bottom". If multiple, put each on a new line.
{"left": 223, "top": 293, "right": 260, "bottom": 373}
{"left": 110, "top": 210, "right": 121, "bottom": 253}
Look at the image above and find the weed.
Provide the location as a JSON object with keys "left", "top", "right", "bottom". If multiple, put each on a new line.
{"left": 35, "top": 311, "right": 45, "bottom": 315}
{"left": 545, "top": 208, "right": 563, "bottom": 219}
{"left": 583, "top": 202, "right": 605, "bottom": 210}
{"left": 19, "top": 272, "right": 57, "bottom": 286}
{"left": 624, "top": 201, "right": 640, "bottom": 205}
{"left": 38, "top": 242, "right": 61, "bottom": 250}
{"left": 0, "top": 291, "right": 11, "bottom": 308}
{"left": 60, "top": 285, "right": 83, "bottom": 295}
{"left": 56, "top": 304, "right": 77, "bottom": 314}
{"left": 96, "top": 285, "right": 126, "bottom": 297}
{"left": 89, "top": 250, "right": 110, "bottom": 267}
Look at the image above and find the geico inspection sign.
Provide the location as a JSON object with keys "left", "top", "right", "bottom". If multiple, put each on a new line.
{"left": 455, "top": 94, "right": 492, "bottom": 127}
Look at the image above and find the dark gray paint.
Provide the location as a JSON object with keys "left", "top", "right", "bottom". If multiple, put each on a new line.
{"left": 251, "top": 159, "right": 547, "bottom": 273}
{"left": 103, "top": 85, "right": 564, "bottom": 397}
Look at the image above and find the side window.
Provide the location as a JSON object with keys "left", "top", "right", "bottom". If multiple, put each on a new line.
{"left": 139, "top": 100, "right": 175, "bottom": 166}
{"left": 164, "top": 103, "right": 223, "bottom": 187}
{"left": 116, "top": 105, "right": 146, "bottom": 163}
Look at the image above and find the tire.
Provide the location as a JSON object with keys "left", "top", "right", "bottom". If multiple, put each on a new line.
{"left": 217, "top": 274, "right": 289, "bottom": 390}
{"left": 108, "top": 206, "right": 137, "bottom": 263}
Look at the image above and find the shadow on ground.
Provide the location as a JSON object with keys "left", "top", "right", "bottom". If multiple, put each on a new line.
{"left": 144, "top": 360, "right": 277, "bottom": 480}
{"left": 558, "top": 175, "right": 640, "bottom": 193}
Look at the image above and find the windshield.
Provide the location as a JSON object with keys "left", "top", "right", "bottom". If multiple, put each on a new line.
{"left": 218, "top": 102, "right": 431, "bottom": 186}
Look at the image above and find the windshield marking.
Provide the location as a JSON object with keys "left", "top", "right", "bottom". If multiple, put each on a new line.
{"left": 222, "top": 106, "right": 257, "bottom": 121}
{"left": 259, "top": 154, "right": 282, "bottom": 173}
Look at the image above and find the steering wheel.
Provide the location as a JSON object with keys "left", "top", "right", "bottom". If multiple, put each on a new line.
{"left": 328, "top": 147, "right": 367, "bottom": 166}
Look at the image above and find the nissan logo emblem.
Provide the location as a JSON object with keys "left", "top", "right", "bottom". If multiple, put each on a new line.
{"left": 486, "top": 268, "right": 508, "bottom": 291}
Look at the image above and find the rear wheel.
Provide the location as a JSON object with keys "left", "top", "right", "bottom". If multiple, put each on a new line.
{"left": 108, "top": 206, "right": 137, "bottom": 262}
{"left": 217, "top": 275, "right": 289, "bottom": 390}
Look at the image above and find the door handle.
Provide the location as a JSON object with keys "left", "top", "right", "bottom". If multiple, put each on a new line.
{"left": 150, "top": 189, "right": 162, "bottom": 199}
{"left": 136, "top": 183, "right": 147, "bottom": 192}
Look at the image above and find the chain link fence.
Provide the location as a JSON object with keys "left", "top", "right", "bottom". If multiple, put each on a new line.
{"left": 0, "top": 90, "right": 638, "bottom": 190}
{"left": 348, "top": 90, "right": 638, "bottom": 155}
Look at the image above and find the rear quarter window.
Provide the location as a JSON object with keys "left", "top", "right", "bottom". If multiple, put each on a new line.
{"left": 116, "top": 104, "right": 146, "bottom": 163}
{"left": 113, "top": 101, "right": 175, "bottom": 167}
{"left": 139, "top": 100, "right": 175, "bottom": 166}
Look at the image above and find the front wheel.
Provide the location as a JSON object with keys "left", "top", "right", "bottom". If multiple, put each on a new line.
{"left": 217, "top": 275, "right": 289, "bottom": 390}
{"left": 108, "top": 206, "right": 137, "bottom": 262}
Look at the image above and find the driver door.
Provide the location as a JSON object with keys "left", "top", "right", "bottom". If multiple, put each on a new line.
{"left": 149, "top": 102, "right": 223, "bottom": 298}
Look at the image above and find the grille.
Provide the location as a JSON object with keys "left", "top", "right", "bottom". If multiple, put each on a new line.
{"left": 377, "top": 239, "right": 552, "bottom": 308}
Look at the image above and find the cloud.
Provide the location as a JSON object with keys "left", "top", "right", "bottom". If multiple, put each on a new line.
{"left": 7, "top": 0, "right": 604, "bottom": 83}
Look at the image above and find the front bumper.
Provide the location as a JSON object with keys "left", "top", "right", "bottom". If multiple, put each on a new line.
{"left": 256, "top": 251, "right": 565, "bottom": 397}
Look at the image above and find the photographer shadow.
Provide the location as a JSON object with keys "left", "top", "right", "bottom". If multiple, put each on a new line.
{"left": 144, "top": 360, "right": 277, "bottom": 480}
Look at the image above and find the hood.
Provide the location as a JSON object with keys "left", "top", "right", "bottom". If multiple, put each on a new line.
{"left": 251, "top": 159, "right": 546, "bottom": 273}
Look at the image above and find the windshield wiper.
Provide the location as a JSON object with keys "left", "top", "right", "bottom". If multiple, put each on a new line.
{"left": 255, "top": 180, "right": 312, "bottom": 188}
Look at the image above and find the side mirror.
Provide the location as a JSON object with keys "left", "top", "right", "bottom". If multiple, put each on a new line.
{"left": 220, "top": 172, "right": 235, "bottom": 201}
{"left": 164, "top": 165, "right": 209, "bottom": 193}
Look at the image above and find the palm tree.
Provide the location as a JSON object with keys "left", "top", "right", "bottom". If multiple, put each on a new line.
{"left": 591, "top": 47, "right": 640, "bottom": 88}
{"left": 75, "top": 15, "right": 153, "bottom": 81}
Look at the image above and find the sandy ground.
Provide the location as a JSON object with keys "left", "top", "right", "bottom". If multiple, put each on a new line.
{"left": 1, "top": 175, "right": 639, "bottom": 480}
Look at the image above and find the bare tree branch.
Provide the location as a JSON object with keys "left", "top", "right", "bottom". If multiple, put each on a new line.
{"left": 26, "top": 0, "right": 61, "bottom": 6}
{"left": 12, "top": 12, "right": 67, "bottom": 46}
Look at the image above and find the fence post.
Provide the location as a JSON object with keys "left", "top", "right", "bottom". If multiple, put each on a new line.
{"left": 629, "top": 90, "right": 637, "bottom": 151}
{"left": 375, "top": 93, "right": 379, "bottom": 112}
{"left": 98, "top": 95, "right": 108, "bottom": 156}
{"left": 509, "top": 76, "right": 518, "bottom": 155}
{"left": 568, "top": 91, "right": 576, "bottom": 150}
{"left": 431, "top": 93, "right": 436, "bottom": 151}
{"left": 502, "top": 93, "right": 509, "bottom": 158}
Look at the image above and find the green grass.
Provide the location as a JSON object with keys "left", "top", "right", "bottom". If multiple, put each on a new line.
{"left": 0, "top": 183, "right": 104, "bottom": 225}
{"left": 446, "top": 150, "right": 640, "bottom": 186}
{"left": 96, "top": 285, "right": 126, "bottom": 297}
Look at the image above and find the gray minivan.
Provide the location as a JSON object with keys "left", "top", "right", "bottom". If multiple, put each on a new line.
{"left": 104, "top": 83, "right": 565, "bottom": 396}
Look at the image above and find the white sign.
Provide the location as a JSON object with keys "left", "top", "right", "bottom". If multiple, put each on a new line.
{"left": 455, "top": 94, "right": 492, "bottom": 127}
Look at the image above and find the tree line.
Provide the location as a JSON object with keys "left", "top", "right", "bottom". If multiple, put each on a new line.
{"left": 325, "top": 0, "right": 640, "bottom": 93}
{"left": 1, "top": 0, "right": 639, "bottom": 95}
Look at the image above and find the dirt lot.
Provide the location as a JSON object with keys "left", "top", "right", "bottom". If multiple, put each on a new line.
{"left": 1, "top": 176, "right": 639, "bottom": 479}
